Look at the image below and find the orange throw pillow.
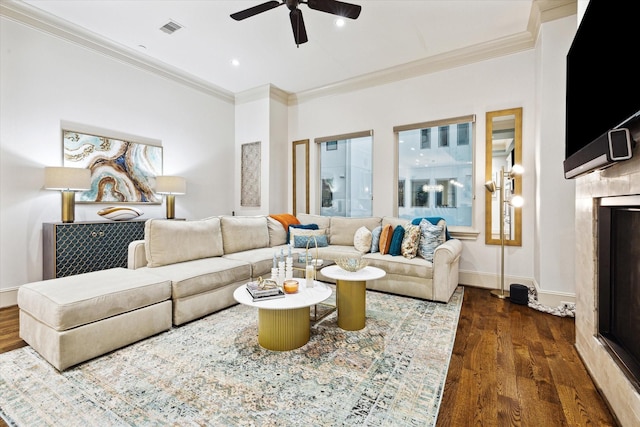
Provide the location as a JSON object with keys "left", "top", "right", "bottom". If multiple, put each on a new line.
{"left": 378, "top": 224, "right": 394, "bottom": 255}
{"left": 269, "top": 213, "right": 300, "bottom": 231}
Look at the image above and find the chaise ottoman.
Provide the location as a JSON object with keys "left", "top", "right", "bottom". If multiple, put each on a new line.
{"left": 17, "top": 267, "right": 172, "bottom": 371}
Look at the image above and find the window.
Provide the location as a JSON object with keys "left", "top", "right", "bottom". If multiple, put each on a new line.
{"left": 420, "top": 129, "right": 431, "bottom": 149}
{"left": 438, "top": 126, "right": 449, "bottom": 147}
{"left": 411, "top": 180, "right": 429, "bottom": 207}
{"left": 395, "top": 115, "right": 475, "bottom": 226}
{"left": 316, "top": 131, "right": 373, "bottom": 217}
{"left": 457, "top": 123, "right": 470, "bottom": 146}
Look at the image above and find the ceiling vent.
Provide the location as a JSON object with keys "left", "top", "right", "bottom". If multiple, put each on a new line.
{"left": 159, "top": 20, "right": 183, "bottom": 35}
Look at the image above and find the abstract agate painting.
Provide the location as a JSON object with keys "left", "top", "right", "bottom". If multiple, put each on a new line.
{"left": 63, "top": 130, "right": 162, "bottom": 203}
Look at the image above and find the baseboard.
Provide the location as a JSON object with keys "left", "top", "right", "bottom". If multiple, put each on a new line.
{"left": 459, "top": 270, "right": 575, "bottom": 308}
{"left": 0, "top": 287, "right": 18, "bottom": 308}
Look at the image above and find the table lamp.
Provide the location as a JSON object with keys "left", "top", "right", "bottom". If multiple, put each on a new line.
{"left": 44, "top": 167, "right": 91, "bottom": 223}
{"left": 155, "top": 176, "right": 186, "bottom": 219}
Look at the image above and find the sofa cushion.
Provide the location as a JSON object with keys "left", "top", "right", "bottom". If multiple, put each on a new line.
{"left": 223, "top": 245, "right": 290, "bottom": 279}
{"left": 17, "top": 268, "right": 171, "bottom": 331}
{"left": 267, "top": 217, "right": 287, "bottom": 246}
{"left": 221, "top": 216, "right": 270, "bottom": 254}
{"left": 370, "top": 225, "right": 382, "bottom": 253}
{"left": 363, "top": 252, "right": 434, "bottom": 279}
{"left": 353, "top": 226, "right": 372, "bottom": 253}
{"left": 145, "top": 217, "right": 224, "bottom": 268}
{"left": 141, "top": 257, "right": 251, "bottom": 300}
{"left": 382, "top": 216, "right": 408, "bottom": 229}
{"left": 401, "top": 224, "right": 421, "bottom": 259}
{"left": 296, "top": 213, "right": 331, "bottom": 230}
{"left": 379, "top": 224, "right": 394, "bottom": 255}
{"left": 388, "top": 225, "right": 405, "bottom": 256}
{"left": 418, "top": 218, "right": 445, "bottom": 262}
{"left": 329, "top": 217, "right": 381, "bottom": 246}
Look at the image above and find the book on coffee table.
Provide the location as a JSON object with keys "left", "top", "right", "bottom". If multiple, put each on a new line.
{"left": 246, "top": 287, "right": 285, "bottom": 302}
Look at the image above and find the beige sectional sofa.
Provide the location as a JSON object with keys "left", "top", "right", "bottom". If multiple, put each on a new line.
{"left": 128, "top": 213, "right": 462, "bottom": 325}
{"left": 18, "top": 213, "right": 461, "bottom": 371}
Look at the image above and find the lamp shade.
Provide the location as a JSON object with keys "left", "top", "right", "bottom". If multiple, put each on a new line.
{"left": 155, "top": 176, "right": 186, "bottom": 195}
{"left": 484, "top": 181, "right": 497, "bottom": 193}
{"left": 44, "top": 167, "right": 91, "bottom": 191}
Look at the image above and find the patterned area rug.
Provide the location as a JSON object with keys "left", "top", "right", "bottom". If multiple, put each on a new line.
{"left": 0, "top": 286, "right": 463, "bottom": 426}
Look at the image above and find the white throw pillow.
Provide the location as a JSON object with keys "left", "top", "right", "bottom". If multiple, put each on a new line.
{"left": 353, "top": 226, "right": 373, "bottom": 253}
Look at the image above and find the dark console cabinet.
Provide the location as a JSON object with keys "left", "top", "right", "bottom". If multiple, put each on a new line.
{"left": 43, "top": 220, "right": 146, "bottom": 279}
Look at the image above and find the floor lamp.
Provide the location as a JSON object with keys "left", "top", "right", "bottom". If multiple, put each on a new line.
{"left": 485, "top": 165, "right": 524, "bottom": 299}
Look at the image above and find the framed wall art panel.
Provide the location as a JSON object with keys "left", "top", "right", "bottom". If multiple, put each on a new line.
{"left": 63, "top": 129, "right": 163, "bottom": 203}
{"left": 241, "top": 141, "right": 261, "bottom": 207}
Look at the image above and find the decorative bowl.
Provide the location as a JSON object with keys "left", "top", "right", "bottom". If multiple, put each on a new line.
{"left": 97, "top": 206, "right": 143, "bottom": 221}
{"left": 283, "top": 279, "right": 299, "bottom": 294}
{"left": 336, "top": 257, "right": 368, "bottom": 272}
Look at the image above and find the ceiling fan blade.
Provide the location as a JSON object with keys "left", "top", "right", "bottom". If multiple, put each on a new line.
{"left": 230, "top": 1, "right": 282, "bottom": 21}
{"left": 290, "top": 9, "right": 308, "bottom": 46}
{"left": 306, "top": 0, "right": 361, "bottom": 19}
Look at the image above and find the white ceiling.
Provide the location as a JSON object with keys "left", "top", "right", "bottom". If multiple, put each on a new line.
{"left": 12, "top": 0, "right": 572, "bottom": 96}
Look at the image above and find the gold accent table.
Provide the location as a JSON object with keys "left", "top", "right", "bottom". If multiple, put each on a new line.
{"left": 233, "top": 281, "right": 332, "bottom": 351}
{"left": 320, "top": 265, "right": 386, "bottom": 331}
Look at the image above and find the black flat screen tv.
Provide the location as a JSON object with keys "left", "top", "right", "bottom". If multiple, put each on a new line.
{"left": 564, "top": 0, "right": 640, "bottom": 179}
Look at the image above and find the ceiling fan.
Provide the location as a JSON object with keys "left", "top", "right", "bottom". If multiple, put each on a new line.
{"left": 230, "top": 0, "right": 362, "bottom": 47}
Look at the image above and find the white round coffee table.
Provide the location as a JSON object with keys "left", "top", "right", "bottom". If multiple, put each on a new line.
{"left": 320, "top": 265, "right": 386, "bottom": 331}
{"left": 233, "top": 281, "right": 332, "bottom": 351}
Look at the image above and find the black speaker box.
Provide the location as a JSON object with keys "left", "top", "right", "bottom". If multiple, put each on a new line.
{"left": 510, "top": 284, "right": 529, "bottom": 305}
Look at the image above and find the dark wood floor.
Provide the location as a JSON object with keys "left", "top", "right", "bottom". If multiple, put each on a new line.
{"left": 0, "top": 287, "right": 617, "bottom": 426}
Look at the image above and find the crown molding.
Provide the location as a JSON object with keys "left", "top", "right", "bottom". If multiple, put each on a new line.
{"left": 528, "top": 0, "right": 577, "bottom": 41}
{"left": 234, "top": 84, "right": 291, "bottom": 105}
{"left": 0, "top": 0, "right": 235, "bottom": 104}
{"left": 289, "top": 0, "right": 577, "bottom": 106}
{"left": 2, "top": 0, "right": 577, "bottom": 107}
{"left": 289, "top": 31, "right": 534, "bottom": 105}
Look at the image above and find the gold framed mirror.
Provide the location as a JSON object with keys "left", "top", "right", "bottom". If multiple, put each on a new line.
{"left": 485, "top": 107, "right": 522, "bottom": 246}
{"left": 292, "top": 139, "right": 309, "bottom": 215}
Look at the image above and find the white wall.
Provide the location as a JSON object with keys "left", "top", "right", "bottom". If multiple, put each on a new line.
{"left": 288, "top": 52, "right": 538, "bottom": 287}
{"left": 533, "top": 16, "right": 577, "bottom": 301}
{"left": 0, "top": 17, "right": 235, "bottom": 303}
{"left": 1, "top": 8, "right": 580, "bottom": 306}
{"left": 234, "top": 86, "right": 289, "bottom": 216}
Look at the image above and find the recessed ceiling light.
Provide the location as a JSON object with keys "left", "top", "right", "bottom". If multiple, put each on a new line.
{"left": 335, "top": 18, "right": 345, "bottom": 27}
{"left": 231, "top": 59, "right": 240, "bottom": 67}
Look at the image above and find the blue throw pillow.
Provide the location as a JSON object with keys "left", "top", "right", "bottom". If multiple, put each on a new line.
{"left": 411, "top": 216, "right": 451, "bottom": 240}
{"left": 370, "top": 225, "right": 382, "bottom": 253}
{"left": 293, "top": 234, "right": 328, "bottom": 248}
{"left": 388, "top": 225, "right": 405, "bottom": 256}
{"left": 288, "top": 223, "right": 318, "bottom": 241}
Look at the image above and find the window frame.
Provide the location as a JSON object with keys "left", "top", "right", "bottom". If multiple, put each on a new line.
{"left": 394, "top": 114, "right": 476, "bottom": 231}
{"left": 314, "top": 130, "right": 374, "bottom": 218}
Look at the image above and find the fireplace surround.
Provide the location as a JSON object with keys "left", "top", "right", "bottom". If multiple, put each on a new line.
{"left": 597, "top": 195, "right": 640, "bottom": 393}
{"left": 575, "top": 152, "right": 640, "bottom": 425}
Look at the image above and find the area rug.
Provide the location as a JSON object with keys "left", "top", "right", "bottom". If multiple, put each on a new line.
{"left": 0, "top": 286, "right": 463, "bottom": 427}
